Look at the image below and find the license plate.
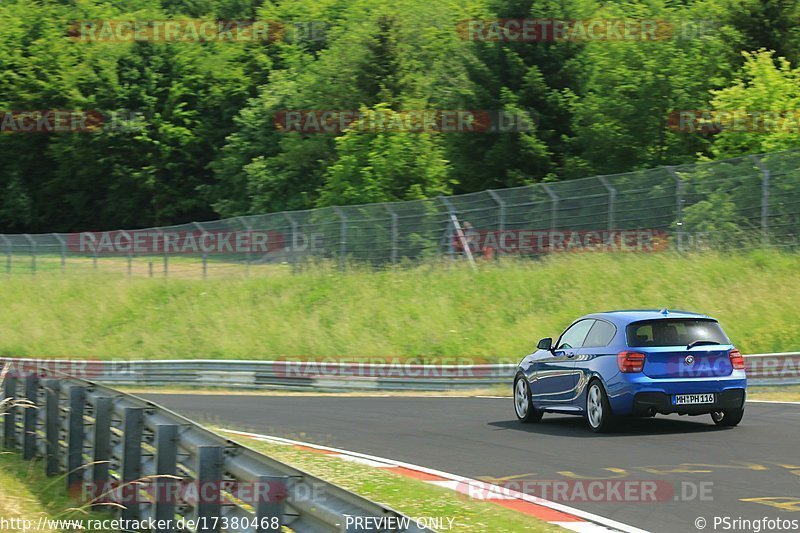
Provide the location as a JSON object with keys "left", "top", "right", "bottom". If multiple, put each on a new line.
{"left": 673, "top": 393, "right": 715, "bottom": 405}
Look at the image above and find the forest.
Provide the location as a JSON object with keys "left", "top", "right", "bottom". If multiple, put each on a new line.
{"left": 1, "top": 0, "right": 799, "bottom": 233}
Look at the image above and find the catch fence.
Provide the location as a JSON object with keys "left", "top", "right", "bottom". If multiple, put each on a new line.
{"left": 2, "top": 149, "right": 799, "bottom": 277}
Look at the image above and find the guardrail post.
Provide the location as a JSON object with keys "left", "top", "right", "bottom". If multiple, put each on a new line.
{"left": 154, "top": 424, "right": 179, "bottom": 529}
{"left": 91, "top": 397, "right": 113, "bottom": 502}
{"left": 333, "top": 207, "right": 347, "bottom": 270}
{"left": 751, "top": 155, "right": 770, "bottom": 247}
{"left": 3, "top": 375, "right": 18, "bottom": 449}
{"left": 196, "top": 445, "right": 223, "bottom": 532}
{"left": 254, "top": 475, "right": 287, "bottom": 531}
{"left": 66, "top": 386, "right": 86, "bottom": 490}
{"left": 23, "top": 374, "right": 39, "bottom": 460}
{"left": 121, "top": 407, "right": 144, "bottom": 520}
{"left": 44, "top": 379, "right": 61, "bottom": 475}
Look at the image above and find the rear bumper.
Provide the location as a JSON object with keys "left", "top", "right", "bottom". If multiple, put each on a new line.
{"left": 631, "top": 389, "right": 745, "bottom": 416}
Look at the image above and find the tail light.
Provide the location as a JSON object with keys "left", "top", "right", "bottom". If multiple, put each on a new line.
{"left": 618, "top": 351, "right": 646, "bottom": 373}
{"left": 729, "top": 348, "right": 745, "bottom": 370}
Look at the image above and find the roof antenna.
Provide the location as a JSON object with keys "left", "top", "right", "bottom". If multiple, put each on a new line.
{"left": 661, "top": 308, "right": 669, "bottom": 315}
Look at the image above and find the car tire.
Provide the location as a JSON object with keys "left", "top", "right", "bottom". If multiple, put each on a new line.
{"left": 586, "top": 380, "right": 615, "bottom": 433}
{"left": 514, "top": 375, "right": 543, "bottom": 423}
{"left": 711, "top": 408, "right": 744, "bottom": 427}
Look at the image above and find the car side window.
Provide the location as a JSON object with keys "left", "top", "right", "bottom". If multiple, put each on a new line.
{"left": 583, "top": 320, "right": 616, "bottom": 348}
{"left": 556, "top": 320, "right": 595, "bottom": 350}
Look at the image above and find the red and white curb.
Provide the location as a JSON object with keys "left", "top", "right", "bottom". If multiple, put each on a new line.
{"left": 222, "top": 429, "right": 647, "bottom": 533}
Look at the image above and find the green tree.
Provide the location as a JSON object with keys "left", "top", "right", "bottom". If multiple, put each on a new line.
{"left": 317, "top": 107, "right": 453, "bottom": 206}
{"left": 709, "top": 50, "right": 800, "bottom": 157}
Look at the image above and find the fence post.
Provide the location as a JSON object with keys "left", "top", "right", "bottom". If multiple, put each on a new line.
{"left": 542, "top": 185, "right": 559, "bottom": 249}
{"left": 44, "top": 379, "right": 61, "bottom": 476}
{"left": 439, "top": 196, "right": 455, "bottom": 260}
{"left": 91, "top": 397, "right": 113, "bottom": 503}
{"left": 283, "top": 213, "right": 299, "bottom": 270}
{"left": 487, "top": 190, "right": 505, "bottom": 258}
{"left": 0, "top": 235, "right": 10, "bottom": 274}
{"left": 254, "top": 475, "right": 287, "bottom": 531}
{"left": 23, "top": 374, "right": 39, "bottom": 460}
{"left": 3, "top": 375, "right": 18, "bottom": 449}
{"left": 154, "top": 424, "right": 179, "bottom": 529}
{"left": 66, "top": 385, "right": 86, "bottom": 491}
{"left": 384, "top": 204, "right": 399, "bottom": 265}
{"left": 121, "top": 407, "right": 144, "bottom": 520}
{"left": 333, "top": 207, "right": 347, "bottom": 270}
{"left": 440, "top": 197, "right": 477, "bottom": 271}
{"left": 23, "top": 234, "right": 35, "bottom": 275}
{"left": 667, "top": 167, "right": 684, "bottom": 252}
{"left": 158, "top": 230, "right": 168, "bottom": 277}
{"left": 196, "top": 446, "right": 223, "bottom": 532}
{"left": 751, "top": 155, "right": 770, "bottom": 247}
{"left": 597, "top": 177, "right": 617, "bottom": 231}
{"left": 193, "top": 222, "right": 209, "bottom": 279}
{"left": 238, "top": 216, "right": 252, "bottom": 276}
{"left": 52, "top": 233, "right": 67, "bottom": 273}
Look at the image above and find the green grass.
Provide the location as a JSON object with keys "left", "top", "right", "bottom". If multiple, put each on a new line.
{"left": 0, "top": 453, "right": 114, "bottom": 532}
{"left": 218, "top": 430, "right": 561, "bottom": 533}
{"left": 747, "top": 386, "right": 800, "bottom": 402}
{"left": 0, "top": 250, "right": 798, "bottom": 361}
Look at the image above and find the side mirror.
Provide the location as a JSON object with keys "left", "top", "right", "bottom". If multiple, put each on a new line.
{"left": 537, "top": 337, "right": 553, "bottom": 351}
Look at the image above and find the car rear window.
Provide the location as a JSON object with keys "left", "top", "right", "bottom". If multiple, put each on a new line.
{"left": 626, "top": 319, "right": 729, "bottom": 347}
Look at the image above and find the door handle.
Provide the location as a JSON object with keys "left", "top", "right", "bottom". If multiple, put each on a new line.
{"left": 566, "top": 352, "right": 576, "bottom": 358}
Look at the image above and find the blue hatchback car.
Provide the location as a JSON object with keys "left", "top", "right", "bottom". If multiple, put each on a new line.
{"left": 513, "top": 309, "right": 747, "bottom": 432}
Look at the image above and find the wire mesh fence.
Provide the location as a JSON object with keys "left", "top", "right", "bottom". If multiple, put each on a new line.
{"left": 3, "top": 149, "right": 800, "bottom": 277}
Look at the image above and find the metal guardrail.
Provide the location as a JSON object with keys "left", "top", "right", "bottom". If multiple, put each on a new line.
{"left": 1, "top": 353, "right": 797, "bottom": 393}
{"left": 0, "top": 370, "right": 433, "bottom": 532}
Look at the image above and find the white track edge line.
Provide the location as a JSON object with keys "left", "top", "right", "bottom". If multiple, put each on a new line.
{"left": 222, "top": 429, "right": 649, "bottom": 533}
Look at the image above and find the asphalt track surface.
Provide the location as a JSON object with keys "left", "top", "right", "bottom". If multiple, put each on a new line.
{"left": 142, "top": 394, "right": 800, "bottom": 533}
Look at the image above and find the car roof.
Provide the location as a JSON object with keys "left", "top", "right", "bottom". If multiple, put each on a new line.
{"left": 583, "top": 309, "right": 715, "bottom": 324}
